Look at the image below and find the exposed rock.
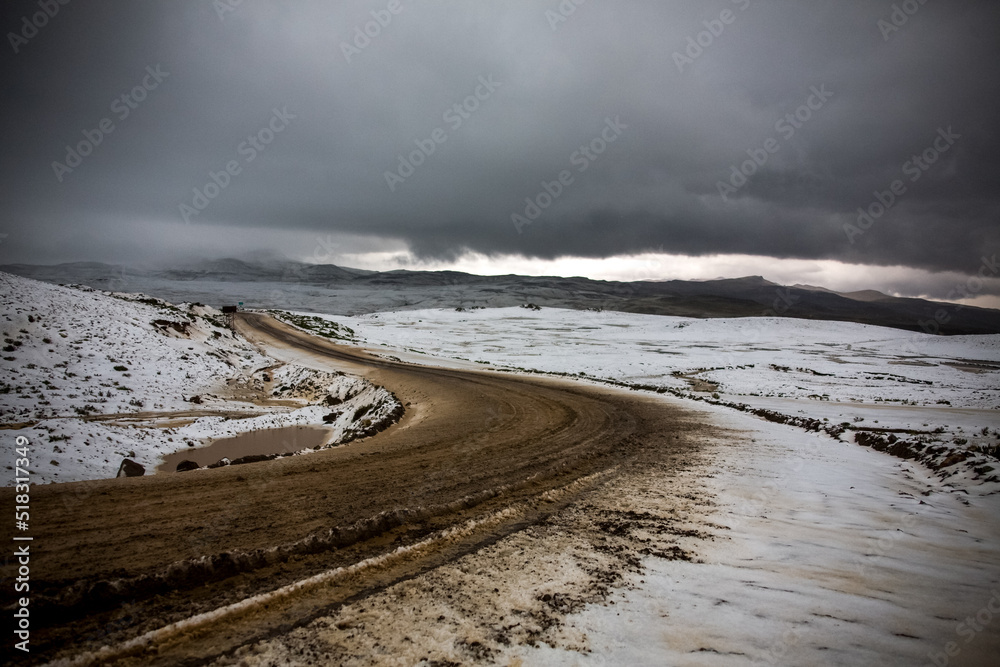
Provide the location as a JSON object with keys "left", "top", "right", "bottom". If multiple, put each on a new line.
{"left": 176, "top": 460, "right": 200, "bottom": 472}
{"left": 116, "top": 458, "right": 145, "bottom": 478}
{"left": 229, "top": 454, "right": 274, "bottom": 466}
{"left": 152, "top": 319, "right": 191, "bottom": 335}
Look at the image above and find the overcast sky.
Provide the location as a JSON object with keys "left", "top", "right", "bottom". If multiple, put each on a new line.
{"left": 1, "top": 1, "right": 998, "bottom": 306}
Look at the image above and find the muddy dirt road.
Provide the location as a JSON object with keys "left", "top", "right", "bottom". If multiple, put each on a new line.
{"left": 4, "top": 314, "right": 704, "bottom": 665}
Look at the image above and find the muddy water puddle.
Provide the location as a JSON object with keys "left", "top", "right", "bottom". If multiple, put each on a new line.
{"left": 158, "top": 425, "right": 331, "bottom": 472}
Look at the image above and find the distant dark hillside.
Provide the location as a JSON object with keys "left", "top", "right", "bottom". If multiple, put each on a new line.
{"left": 3, "top": 260, "right": 999, "bottom": 335}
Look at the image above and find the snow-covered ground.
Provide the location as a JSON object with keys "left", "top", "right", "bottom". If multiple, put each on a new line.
{"left": 0, "top": 272, "right": 399, "bottom": 483}
{"left": 337, "top": 306, "right": 1000, "bottom": 494}
{"left": 214, "top": 306, "right": 1000, "bottom": 666}
{"left": 340, "top": 306, "right": 999, "bottom": 409}
{"left": 502, "top": 404, "right": 1000, "bottom": 666}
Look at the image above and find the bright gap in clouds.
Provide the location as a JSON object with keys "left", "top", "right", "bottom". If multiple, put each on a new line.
{"left": 18, "top": 219, "right": 994, "bottom": 310}
{"left": 326, "top": 250, "right": 1000, "bottom": 311}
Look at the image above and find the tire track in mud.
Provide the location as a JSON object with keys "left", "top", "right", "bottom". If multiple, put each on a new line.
{"left": 5, "top": 314, "right": 703, "bottom": 665}
{"left": 48, "top": 470, "right": 621, "bottom": 667}
{"left": 213, "top": 445, "right": 725, "bottom": 667}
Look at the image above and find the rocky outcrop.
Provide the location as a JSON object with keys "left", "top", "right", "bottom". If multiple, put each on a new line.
{"left": 116, "top": 458, "right": 145, "bottom": 478}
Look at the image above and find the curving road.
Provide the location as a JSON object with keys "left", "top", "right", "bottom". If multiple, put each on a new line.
{"left": 5, "top": 314, "right": 701, "bottom": 665}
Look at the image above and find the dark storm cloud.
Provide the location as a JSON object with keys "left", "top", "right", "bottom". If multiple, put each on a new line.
{"left": 1, "top": 0, "right": 998, "bottom": 276}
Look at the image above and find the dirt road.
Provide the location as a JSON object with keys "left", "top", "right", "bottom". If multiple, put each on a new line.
{"left": 4, "top": 314, "right": 703, "bottom": 665}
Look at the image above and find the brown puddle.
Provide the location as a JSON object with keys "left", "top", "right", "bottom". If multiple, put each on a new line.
{"left": 158, "top": 425, "right": 332, "bottom": 472}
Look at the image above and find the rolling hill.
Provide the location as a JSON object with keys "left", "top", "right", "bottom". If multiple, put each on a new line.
{"left": 3, "top": 258, "right": 999, "bottom": 335}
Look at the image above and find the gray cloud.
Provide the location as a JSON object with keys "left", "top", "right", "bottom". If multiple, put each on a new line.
{"left": 1, "top": 0, "right": 998, "bottom": 278}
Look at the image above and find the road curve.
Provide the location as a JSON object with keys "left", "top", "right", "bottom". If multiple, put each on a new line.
{"left": 5, "top": 313, "right": 701, "bottom": 665}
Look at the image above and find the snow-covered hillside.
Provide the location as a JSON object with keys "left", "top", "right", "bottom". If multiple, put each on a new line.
{"left": 0, "top": 272, "right": 271, "bottom": 421}
{"left": 338, "top": 306, "right": 1000, "bottom": 492}
{"left": 0, "top": 272, "right": 400, "bottom": 484}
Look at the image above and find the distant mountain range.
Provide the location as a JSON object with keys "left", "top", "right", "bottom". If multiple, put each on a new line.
{"left": 3, "top": 258, "right": 999, "bottom": 335}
